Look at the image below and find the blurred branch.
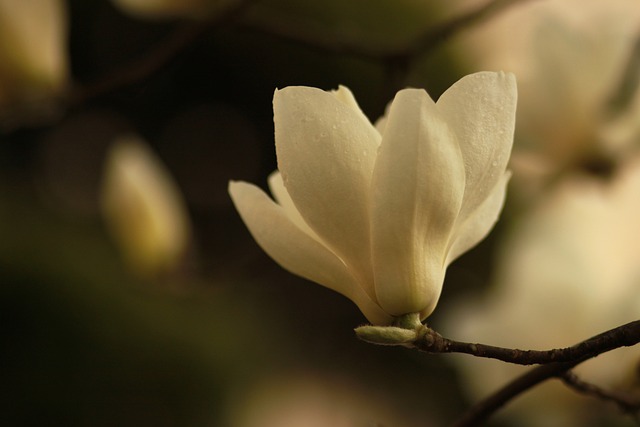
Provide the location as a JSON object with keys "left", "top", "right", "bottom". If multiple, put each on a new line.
{"left": 67, "top": 0, "right": 533, "bottom": 108}
{"left": 561, "top": 371, "right": 640, "bottom": 418}
{"left": 452, "top": 360, "right": 576, "bottom": 427}
{"left": 68, "top": 0, "right": 254, "bottom": 106}
{"left": 607, "top": 32, "right": 640, "bottom": 114}
{"left": 241, "top": 0, "right": 534, "bottom": 62}
{"left": 241, "top": 0, "right": 534, "bottom": 104}
{"left": 452, "top": 359, "right": 640, "bottom": 427}
{"left": 398, "top": 0, "right": 534, "bottom": 59}
{"left": 69, "top": 23, "right": 206, "bottom": 105}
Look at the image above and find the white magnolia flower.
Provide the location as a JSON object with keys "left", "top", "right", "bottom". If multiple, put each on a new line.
{"left": 229, "top": 72, "right": 517, "bottom": 325}
{"left": 101, "top": 136, "right": 191, "bottom": 277}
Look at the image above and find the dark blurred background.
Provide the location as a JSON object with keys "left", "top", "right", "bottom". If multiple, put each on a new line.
{"left": 0, "top": 0, "right": 485, "bottom": 425}
{"left": 7, "top": 0, "right": 639, "bottom": 425}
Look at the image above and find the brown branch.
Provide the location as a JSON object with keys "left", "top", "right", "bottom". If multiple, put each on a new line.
{"left": 561, "top": 370, "right": 640, "bottom": 417}
{"left": 356, "top": 319, "right": 640, "bottom": 426}
{"left": 400, "top": 0, "right": 535, "bottom": 59}
{"left": 412, "top": 320, "right": 640, "bottom": 365}
{"left": 240, "top": 0, "right": 536, "bottom": 62}
{"left": 452, "top": 360, "right": 575, "bottom": 427}
{"left": 69, "top": 23, "right": 206, "bottom": 105}
{"left": 68, "top": 0, "right": 254, "bottom": 105}
{"left": 240, "top": 0, "right": 536, "bottom": 106}
{"left": 452, "top": 362, "right": 640, "bottom": 427}
{"left": 66, "top": 0, "right": 534, "bottom": 111}
{"left": 450, "top": 330, "right": 640, "bottom": 427}
{"left": 236, "top": 15, "right": 388, "bottom": 61}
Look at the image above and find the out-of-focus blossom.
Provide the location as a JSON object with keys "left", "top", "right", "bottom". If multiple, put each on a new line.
{"left": 0, "top": 0, "right": 69, "bottom": 127}
{"left": 111, "top": 0, "right": 237, "bottom": 20}
{"left": 101, "top": 135, "right": 191, "bottom": 278}
{"left": 229, "top": 72, "right": 516, "bottom": 325}
{"left": 451, "top": 0, "right": 640, "bottom": 190}
{"left": 443, "top": 155, "right": 640, "bottom": 426}
{"left": 228, "top": 373, "right": 414, "bottom": 427}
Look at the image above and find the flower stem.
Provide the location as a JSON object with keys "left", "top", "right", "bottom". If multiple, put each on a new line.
{"left": 393, "top": 312, "right": 422, "bottom": 330}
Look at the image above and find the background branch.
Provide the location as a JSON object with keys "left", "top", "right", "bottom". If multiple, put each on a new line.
{"left": 68, "top": 0, "right": 533, "bottom": 108}
{"left": 561, "top": 371, "right": 640, "bottom": 418}
{"left": 452, "top": 360, "right": 575, "bottom": 427}
{"left": 451, "top": 333, "right": 640, "bottom": 427}
{"left": 69, "top": 22, "right": 207, "bottom": 105}
{"left": 399, "top": 0, "right": 536, "bottom": 60}
{"left": 241, "top": 0, "right": 534, "bottom": 62}
{"left": 68, "top": 0, "right": 254, "bottom": 106}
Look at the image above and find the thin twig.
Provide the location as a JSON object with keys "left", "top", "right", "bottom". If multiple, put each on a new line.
{"left": 561, "top": 370, "right": 640, "bottom": 416}
{"left": 240, "top": 0, "right": 535, "bottom": 108}
{"left": 69, "top": 23, "right": 206, "bottom": 105}
{"left": 452, "top": 361, "right": 574, "bottom": 427}
{"left": 67, "top": 0, "right": 534, "bottom": 111}
{"left": 448, "top": 323, "right": 640, "bottom": 426}
{"left": 240, "top": 0, "right": 535, "bottom": 62}
{"left": 412, "top": 320, "right": 640, "bottom": 365}
{"left": 400, "top": 0, "right": 535, "bottom": 59}
{"left": 69, "top": 0, "right": 254, "bottom": 105}
{"left": 453, "top": 364, "right": 640, "bottom": 427}
{"left": 356, "top": 319, "right": 640, "bottom": 426}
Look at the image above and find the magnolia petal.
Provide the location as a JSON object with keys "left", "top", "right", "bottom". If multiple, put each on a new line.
{"left": 274, "top": 86, "right": 381, "bottom": 296}
{"left": 330, "top": 85, "right": 373, "bottom": 127}
{"left": 371, "top": 88, "right": 465, "bottom": 317}
{"left": 446, "top": 172, "right": 511, "bottom": 265}
{"left": 374, "top": 115, "right": 387, "bottom": 135}
{"left": 374, "top": 98, "right": 394, "bottom": 135}
{"left": 229, "top": 180, "right": 392, "bottom": 325}
{"left": 267, "top": 170, "right": 319, "bottom": 241}
{"left": 437, "top": 71, "right": 517, "bottom": 222}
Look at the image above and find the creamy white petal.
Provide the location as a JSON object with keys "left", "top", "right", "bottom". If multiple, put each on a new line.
{"left": 330, "top": 85, "right": 373, "bottom": 127}
{"left": 446, "top": 172, "right": 511, "bottom": 265}
{"left": 371, "top": 88, "right": 466, "bottom": 317}
{"left": 374, "top": 115, "right": 387, "bottom": 135}
{"left": 267, "top": 170, "right": 320, "bottom": 241}
{"left": 437, "top": 72, "right": 517, "bottom": 221}
{"left": 374, "top": 98, "right": 394, "bottom": 135}
{"left": 274, "top": 86, "right": 381, "bottom": 297}
{"left": 229, "top": 180, "right": 392, "bottom": 325}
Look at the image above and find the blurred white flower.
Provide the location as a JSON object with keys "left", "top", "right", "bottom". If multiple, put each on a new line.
{"left": 101, "top": 136, "right": 191, "bottom": 278}
{"left": 443, "top": 155, "right": 640, "bottom": 426}
{"left": 228, "top": 373, "right": 409, "bottom": 427}
{"left": 0, "top": 0, "right": 69, "bottom": 126}
{"left": 451, "top": 0, "right": 640, "bottom": 188}
{"left": 229, "top": 72, "right": 516, "bottom": 325}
